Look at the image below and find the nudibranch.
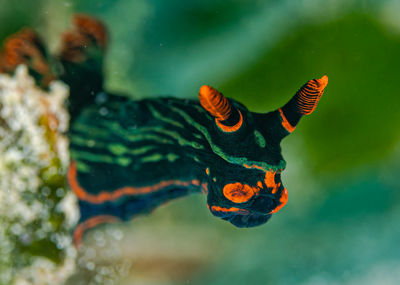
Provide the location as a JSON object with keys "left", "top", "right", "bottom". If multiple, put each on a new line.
{"left": 0, "top": 14, "right": 328, "bottom": 246}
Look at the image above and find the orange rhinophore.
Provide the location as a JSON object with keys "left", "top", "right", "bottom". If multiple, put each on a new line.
{"left": 60, "top": 14, "right": 108, "bottom": 63}
{"left": 0, "top": 28, "right": 54, "bottom": 87}
{"left": 296, "top": 75, "right": 328, "bottom": 115}
{"left": 199, "top": 85, "right": 232, "bottom": 121}
{"left": 73, "top": 14, "right": 108, "bottom": 48}
{"left": 1, "top": 29, "right": 41, "bottom": 68}
{"left": 60, "top": 31, "right": 91, "bottom": 62}
{"left": 199, "top": 84, "right": 243, "bottom": 132}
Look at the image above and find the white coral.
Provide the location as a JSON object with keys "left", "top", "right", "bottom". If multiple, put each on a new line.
{"left": 0, "top": 65, "right": 77, "bottom": 284}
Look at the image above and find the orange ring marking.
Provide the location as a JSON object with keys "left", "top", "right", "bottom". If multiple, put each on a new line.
{"left": 216, "top": 110, "right": 243, "bottom": 132}
{"left": 278, "top": 108, "right": 295, "bottom": 133}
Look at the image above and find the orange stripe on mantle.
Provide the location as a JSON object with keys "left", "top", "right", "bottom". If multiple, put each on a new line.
{"left": 73, "top": 215, "right": 120, "bottom": 247}
{"left": 68, "top": 161, "right": 202, "bottom": 204}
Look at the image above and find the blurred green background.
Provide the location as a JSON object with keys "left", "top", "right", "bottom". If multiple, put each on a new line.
{"left": 1, "top": 0, "right": 400, "bottom": 284}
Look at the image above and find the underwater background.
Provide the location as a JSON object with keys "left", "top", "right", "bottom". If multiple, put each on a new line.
{"left": 0, "top": 0, "right": 400, "bottom": 284}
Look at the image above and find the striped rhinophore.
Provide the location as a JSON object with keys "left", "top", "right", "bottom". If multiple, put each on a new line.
{"left": 0, "top": 14, "right": 328, "bottom": 247}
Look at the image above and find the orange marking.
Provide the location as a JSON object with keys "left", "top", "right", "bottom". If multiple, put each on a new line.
{"left": 201, "top": 182, "right": 208, "bottom": 194}
{"left": 60, "top": 14, "right": 108, "bottom": 63}
{"left": 199, "top": 85, "right": 232, "bottom": 121}
{"left": 73, "top": 14, "right": 108, "bottom": 48}
{"left": 270, "top": 188, "right": 288, "bottom": 214}
{"left": 223, "top": 183, "right": 255, "bottom": 203}
{"left": 60, "top": 31, "right": 91, "bottom": 62}
{"left": 296, "top": 75, "right": 328, "bottom": 115}
{"left": 216, "top": 110, "right": 243, "bottom": 132}
{"left": 0, "top": 29, "right": 54, "bottom": 86}
{"left": 68, "top": 161, "right": 202, "bottom": 204}
{"left": 264, "top": 171, "right": 280, "bottom": 194}
{"left": 278, "top": 108, "right": 296, "bottom": 133}
{"left": 211, "top": 205, "right": 248, "bottom": 214}
{"left": 242, "top": 166, "right": 282, "bottom": 194}
{"left": 205, "top": 168, "right": 210, "bottom": 175}
{"left": 73, "top": 215, "right": 119, "bottom": 247}
{"left": 243, "top": 164, "right": 265, "bottom": 171}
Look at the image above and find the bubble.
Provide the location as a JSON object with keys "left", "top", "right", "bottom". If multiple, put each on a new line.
{"left": 95, "top": 92, "right": 108, "bottom": 104}
{"left": 56, "top": 188, "right": 65, "bottom": 197}
{"left": 86, "top": 261, "right": 95, "bottom": 271}
{"left": 11, "top": 224, "right": 23, "bottom": 235}
{"left": 99, "top": 107, "right": 109, "bottom": 116}
{"left": 41, "top": 186, "right": 51, "bottom": 196}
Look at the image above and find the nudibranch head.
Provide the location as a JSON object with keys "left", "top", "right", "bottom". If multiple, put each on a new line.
{"left": 199, "top": 77, "right": 328, "bottom": 227}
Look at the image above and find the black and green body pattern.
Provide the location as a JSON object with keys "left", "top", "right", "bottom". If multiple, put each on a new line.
{"left": 61, "top": 15, "right": 328, "bottom": 246}
{"left": 68, "top": 92, "right": 291, "bottom": 237}
{"left": 0, "top": 14, "right": 327, "bottom": 245}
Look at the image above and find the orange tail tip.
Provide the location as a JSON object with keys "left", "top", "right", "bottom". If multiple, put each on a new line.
{"left": 199, "top": 85, "right": 232, "bottom": 121}
{"left": 296, "top": 75, "right": 328, "bottom": 115}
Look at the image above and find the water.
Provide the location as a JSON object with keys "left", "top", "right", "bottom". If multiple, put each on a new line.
{"left": 0, "top": 0, "right": 399, "bottom": 284}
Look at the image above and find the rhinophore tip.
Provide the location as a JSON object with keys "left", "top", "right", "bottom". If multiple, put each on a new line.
{"left": 295, "top": 75, "right": 329, "bottom": 115}
{"left": 316, "top": 75, "right": 328, "bottom": 90}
